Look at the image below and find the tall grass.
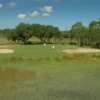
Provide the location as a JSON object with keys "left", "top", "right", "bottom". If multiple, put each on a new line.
{"left": 0, "top": 62, "right": 100, "bottom": 100}
{"left": 0, "top": 53, "right": 100, "bottom": 62}
{"left": 0, "top": 67, "right": 36, "bottom": 89}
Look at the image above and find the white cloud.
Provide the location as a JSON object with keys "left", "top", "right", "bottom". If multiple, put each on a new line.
{"left": 0, "top": 4, "right": 3, "bottom": 8}
{"left": 18, "top": 14, "right": 29, "bottom": 20}
{"left": 41, "top": 6, "right": 53, "bottom": 13}
{"left": 18, "top": 14, "right": 26, "bottom": 20}
{"left": 30, "top": 11, "right": 40, "bottom": 17}
{"left": 8, "top": 2, "right": 17, "bottom": 7}
{"left": 42, "top": 13, "right": 50, "bottom": 17}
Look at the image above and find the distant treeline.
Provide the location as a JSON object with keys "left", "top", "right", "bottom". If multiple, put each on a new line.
{"left": 0, "top": 19, "right": 100, "bottom": 48}
{"left": 67, "top": 19, "right": 100, "bottom": 48}
{"left": 61, "top": 19, "right": 100, "bottom": 48}
{"left": 2, "top": 23, "right": 61, "bottom": 44}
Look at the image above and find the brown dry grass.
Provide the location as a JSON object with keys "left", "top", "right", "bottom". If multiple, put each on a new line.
{"left": 61, "top": 53, "right": 100, "bottom": 62}
{"left": 0, "top": 42, "right": 16, "bottom": 46}
{"left": 0, "top": 67, "right": 36, "bottom": 89}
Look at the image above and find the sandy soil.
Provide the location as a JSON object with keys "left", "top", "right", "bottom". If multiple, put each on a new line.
{"left": 0, "top": 49, "right": 14, "bottom": 53}
{"left": 63, "top": 48, "right": 100, "bottom": 53}
{"left": 0, "top": 45, "right": 14, "bottom": 53}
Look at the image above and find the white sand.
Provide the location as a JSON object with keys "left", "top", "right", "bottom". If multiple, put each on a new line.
{"left": 63, "top": 48, "right": 100, "bottom": 53}
{"left": 0, "top": 49, "right": 14, "bottom": 53}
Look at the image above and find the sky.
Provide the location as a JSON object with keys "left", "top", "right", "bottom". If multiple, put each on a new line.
{"left": 0, "top": 0, "right": 100, "bottom": 31}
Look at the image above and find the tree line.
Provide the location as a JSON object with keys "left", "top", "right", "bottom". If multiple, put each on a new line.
{"left": 5, "top": 22, "right": 61, "bottom": 44}
{"left": 0, "top": 19, "right": 100, "bottom": 48}
{"left": 68, "top": 19, "right": 100, "bottom": 48}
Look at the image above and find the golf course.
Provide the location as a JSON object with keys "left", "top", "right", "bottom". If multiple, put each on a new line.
{"left": 0, "top": 0, "right": 100, "bottom": 99}
{"left": 0, "top": 38, "right": 100, "bottom": 100}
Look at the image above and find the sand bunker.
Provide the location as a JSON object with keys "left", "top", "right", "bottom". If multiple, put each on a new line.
{"left": 0, "top": 49, "right": 14, "bottom": 53}
{"left": 63, "top": 48, "right": 100, "bottom": 53}
{"left": 0, "top": 45, "right": 14, "bottom": 53}
{"left": 0, "top": 45, "right": 13, "bottom": 48}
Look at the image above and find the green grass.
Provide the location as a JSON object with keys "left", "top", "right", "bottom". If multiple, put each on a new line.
{"left": 0, "top": 44, "right": 78, "bottom": 58}
{"left": 0, "top": 38, "right": 9, "bottom": 44}
{"left": 0, "top": 43, "right": 100, "bottom": 100}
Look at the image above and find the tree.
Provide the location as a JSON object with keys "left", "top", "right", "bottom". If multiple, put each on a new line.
{"left": 7, "top": 22, "right": 33, "bottom": 44}
{"left": 7, "top": 29, "right": 18, "bottom": 43}
{"left": 89, "top": 21, "right": 99, "bottom": 29}
{"left": 88, "top": 21, "right": 100, "bottom": 48}
{"left": 61, "top": 31, "right": 69, "bottom": 38}
{"left": 69, "top": 22, "right": 84, "bottom": 45}
{"left": 45, "top": 26, "right": 61, "bottom": 43}
{"left": 30, "top": 24, "right": 61, "bottom": 43}
{"left": 16, "top": 22, "right": 32, "bottom": 44}
{"left": 36, "top": 25, "right": 46, "bottom": 43}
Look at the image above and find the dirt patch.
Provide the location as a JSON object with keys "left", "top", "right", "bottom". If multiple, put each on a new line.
{"left": 0, "top": 49, "right": 14, "bottom": 53}
{"left": 63, "top": 48, "right": 100, "bottom": 53}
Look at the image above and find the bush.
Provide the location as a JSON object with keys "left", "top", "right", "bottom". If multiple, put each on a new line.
{"left": 69, "top": 42, "right": 77, "bottom": 45}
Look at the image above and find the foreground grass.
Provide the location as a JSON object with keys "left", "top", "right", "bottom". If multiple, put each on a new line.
{"left": 0, "top": 44, "right": 100, "bottom": 100}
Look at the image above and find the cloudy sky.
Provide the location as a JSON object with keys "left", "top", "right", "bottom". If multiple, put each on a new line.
{"left": 0, "top": 0, "right": 100, "bottom": 31}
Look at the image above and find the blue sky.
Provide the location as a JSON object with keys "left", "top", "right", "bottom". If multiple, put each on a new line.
{"left": 0, "top": 0, "right": 100, "bottom": 31}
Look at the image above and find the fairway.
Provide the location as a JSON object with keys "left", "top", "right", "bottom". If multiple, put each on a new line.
{"left": 0, "top": 44, "right": 100, "bottom": 100}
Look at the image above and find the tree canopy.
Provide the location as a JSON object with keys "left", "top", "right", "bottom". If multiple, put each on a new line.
{"left": 68, "top": 19, "right": 100, "bottom": 48}
{"left": 1, "top": 19, "right": 100, "bottom": 49}
{"left": 6, "top": 23, "right": 61, "bottom": 44}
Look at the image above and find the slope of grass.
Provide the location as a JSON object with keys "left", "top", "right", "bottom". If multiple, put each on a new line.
{"left": 0, "top": 44, "right": 100, "bottom": 100}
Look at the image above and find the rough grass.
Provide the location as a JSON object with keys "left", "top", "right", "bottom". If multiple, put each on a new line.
{"left": 0, "top": 44, "right": 100, "bottom": 100}
{"left": 0, "top": 67, "right": 36, "bottom": 88}
{"left": 0, "top": 61, "right": 100, "bottom": 100}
